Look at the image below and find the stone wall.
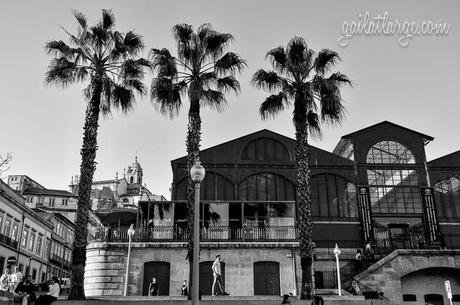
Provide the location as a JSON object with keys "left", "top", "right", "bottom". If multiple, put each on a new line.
{"left": 354, "top": 249, "right": 460, "bottom": 304}
{"left": 85, "top": 242, "right": 303, "bottom": 297}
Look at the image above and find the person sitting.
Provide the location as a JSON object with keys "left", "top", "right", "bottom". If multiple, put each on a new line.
{"left": 35, "top": 277, "right": 60, "bottom": 305}
{"left": 15, "top": 274, "right": 36, "bottom": 305}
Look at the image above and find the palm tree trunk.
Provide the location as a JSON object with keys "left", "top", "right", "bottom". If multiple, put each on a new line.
{"left": 294, "top": 94, "right": 313, "bottom": 299}
{"left": 186, "top": 101, "right": 201, "bottom": 299}
{"left": 68, "top": 80, "right": 102, "bottom": 300}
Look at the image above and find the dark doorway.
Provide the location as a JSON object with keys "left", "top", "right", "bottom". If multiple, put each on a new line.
{"left": 199, "top": 261, "right": 225, "bottom": 295}
{"left": 142, "top": 262, "right": 170, "bottom": 296}
{"left": 424, "top": 294, "right": 444, "bottom": 305}
{"left": 254, "top": 261, "right": 280, "bottom": 295}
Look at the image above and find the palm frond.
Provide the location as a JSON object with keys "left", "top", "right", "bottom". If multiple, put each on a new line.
{"left": 259, "top": 92, "right": 287, "bottom": 120}
{"left": 217, "top": 76, "right": 240, "bottom": 94}
{"left": 197, "top": 23, "right": 213, "bottom": 41}
{"left": 328, "top": 72, "right": 352, "bottom": 87}
{"left": 307, "top": 111, "right": 323, "bottom": 139}
{"left": 266, "top": 46, "right": 287, "bottom": 73}
{"left": 111, "top": 83, "right": 136, "bottom": 114}
{"left": 101, "top": 9, "right": 115, "bottom": 30}
{"left": 319, "top": 84, "right": 346, "bottom": 125}
{"left": 150, "top": 48, "right": 178, "bottom": 78}
{"left": 204, "top": 31, "right": 234, "bottom": 58}
{"left": 286, "top": 36, "right": 308, "bottom": 66}
{"left": 72, "top": 10, "right": 87, "bottom": 29}
{"left": 122, "top": 31, "right": 145, "bottom": 56}
{"left": 314, "top": 49, "right": 340, "bottom": 75}
{"left": 172, "top": 24, "right": 193, "bottom": 43}
{"left": 45, "top": 57, "right": 80, "bottom": 87}
{"left": 251, "top": 69, "right": 282, "bottom": 91}
{"left": 214, "top": 52, "right": 246, "bottom": 76}
{"left": 151, "top": 77, "right": 184, "bottom": 118}
{"left": 200, "top": 89, "right": 226, "bottom": 112}
{"left": 45, "top": 40, "right": 83, "bottom": 61}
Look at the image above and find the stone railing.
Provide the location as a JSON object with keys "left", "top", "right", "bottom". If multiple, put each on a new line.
{"left": 91, "top": 225, "right": 298, "bottom": 243}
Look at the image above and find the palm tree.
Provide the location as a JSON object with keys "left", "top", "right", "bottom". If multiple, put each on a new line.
{"left": 45, "top": 10, "right": 150, "bottom": 299}
{"left": 252, "top": 37, "right": 351, "bottom": 298}
{"left": 150, "top": 23, "right": 246, "bottom": 293}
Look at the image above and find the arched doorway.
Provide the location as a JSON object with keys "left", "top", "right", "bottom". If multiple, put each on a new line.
{"left": 142, "top": 262, "right": 170, "bottom": 296}
{"left": 199, "top": 261, "right": 225, "bottom": 295}
{"left": 254, "top": 261, "right": 280, "bottom": 295}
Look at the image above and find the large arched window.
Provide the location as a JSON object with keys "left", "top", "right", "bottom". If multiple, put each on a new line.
{"left": 367, "top": 140, "right": 415, "bottom": 164}
{"left": 242, "top": 138, "right": 290, "bottom": 161}
{"left": 310, "top": 174, "right": 358, "bottom": 218}
{"left": 238, "top": 173, "right": 295, "bottom": 201}
{"left": 434, "top": 176, "right": 460, "bottom": 219}
{"left": 174, "top": 172, "right": 234, "bottom": 201}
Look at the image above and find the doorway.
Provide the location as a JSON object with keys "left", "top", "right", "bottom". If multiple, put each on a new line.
{"left": 253, "top": 261, "right": 280, "bottom": 295}
{"left": 142, "top": 262, "right": 170, "bottom": 296}
{"left": 199, "top": 261, "right": 226, "bottom": 295}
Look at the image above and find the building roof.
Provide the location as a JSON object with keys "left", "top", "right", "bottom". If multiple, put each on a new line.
{"left": 427, "top": 150, "right": 460, "bottom": 167}
{"left": 339, "top": 121, "right": 434, "bottom": 143}
{"left": 23, "top": 187, "right": 77, "bottom": 198}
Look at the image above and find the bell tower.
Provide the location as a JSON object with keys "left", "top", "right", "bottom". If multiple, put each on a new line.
{"left": 126, "top": 156, "right": 143, "bottom": 185}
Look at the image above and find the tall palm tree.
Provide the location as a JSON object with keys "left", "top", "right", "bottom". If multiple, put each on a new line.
{"left": 252, "top": 37, "right": 351, "bottom": 298}
{"left": 45, "top": 10, "right": 150, "bottom": 299}
{"left": 150, "top": 23, "right": 246, "bottom": 293}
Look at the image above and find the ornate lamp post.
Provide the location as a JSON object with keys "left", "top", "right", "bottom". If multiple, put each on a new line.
{"left": 190, "top": 160, "right": 205, "bottom": 305}
{"left": 124, "top": 224, "right": 135, "bottom": 296}
{"left": 333, "top": 243, "right": 342, "bottom": 296}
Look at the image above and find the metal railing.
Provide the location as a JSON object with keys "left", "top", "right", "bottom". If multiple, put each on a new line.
{"left": 92, "top": 225, "right": 298, "bottom": 242}
{"left": 0, "top": 232, "right": 18, "bottom": 249}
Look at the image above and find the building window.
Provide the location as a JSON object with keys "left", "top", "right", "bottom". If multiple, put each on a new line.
{"left": 238, "top": 173, "right": 295, "bottom": 201}
{"left": 310, "top": 174, "right": 358, "bottom": 218}
{"left": 21, "top": 227, "right": 29, "bottom": 248}
{"left": 62, "top": 199, "right": 68, "bottom": 206}
{"left": 368, "top": 168, "right": 422, "bottom": 214}
{"left": 366, "top": 140, "right": 415, "bottom": 164}
{"left": 32, "top": 269, "right": 37, "bottom": 281}
{"left": 242, "top": 138, "right": 290, "bottom": 161}
{"left": 0, "top": 214, "right": 3, "bottom": 234}
{"left": 43, "top": 239, "right": 50, "bottom": 258}
{"left": 402, "top": 294, "right": 417, "bottom": 301}
{"left": 49, "top": 198, "right": 55, "bottom": 207}
{"left": 434, "top": 176, "right": 460, "bottom": 219}
{"left": 175, "top": 172, "right": 235, "bottom": 201}
{"left": 4, "top": 218, "right": 11, "bottom": 238}
{"left": 28, "top": 230, "right": 36, "bottom": 251}
{"left": 11, "top": 222, "right": 19, "bottom": 241}
{"left": 36, "top": 234, "right": 43, "bottom": 256}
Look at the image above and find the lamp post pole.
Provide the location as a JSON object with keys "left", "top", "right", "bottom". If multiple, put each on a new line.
{"left": 333, "top": 243, "right": 342, "bottom": 296}
{"left": 124, "top": 225, "right": 135, "bottom": 296}
{"left": 190, "top": 160, "right": 205, "bottom": 305}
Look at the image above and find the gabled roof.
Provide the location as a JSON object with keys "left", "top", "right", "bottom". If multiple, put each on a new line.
{"left": 340, "top": 121, "right": 434, "bottom": 143}
{"left": 23, "top": 187, "right": 77, "bottom": 198}
{"left": 171, "top": 129, "right": 295, "bottom": 163}
{"left": 428, "top": 150, "right": 460, "bottom": 167}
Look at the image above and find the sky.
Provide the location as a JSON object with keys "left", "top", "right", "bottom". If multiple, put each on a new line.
{"left": 1, "top": 0, "right": 459, "bottom": 199}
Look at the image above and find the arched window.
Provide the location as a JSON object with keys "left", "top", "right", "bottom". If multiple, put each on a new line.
{"left": 238, "top": 173, "right": 295, "bottom": 201}
{"left": 434, "top": 176, "right": 460, "bottom": 219}
{"left": 366, "top": 140, "right": 415, "bottom": 164}
{"left": 242, "top": 138, "right": 290, "bottom": 161}
{"left": 174, "top": 172, "right": 234, "bottom": 201}
{"left": 310, "top": 174, "right": 358, "bottom": 218}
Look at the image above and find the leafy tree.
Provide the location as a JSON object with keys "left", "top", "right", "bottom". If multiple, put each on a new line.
{"left": 252, "top": 37, "right": 351, "bottom": 298}
{"left": 150, "top": 23, "right": 246, "bottom": 294}
{"left": 45, "top": 10, "right": 150, "bottom": 299}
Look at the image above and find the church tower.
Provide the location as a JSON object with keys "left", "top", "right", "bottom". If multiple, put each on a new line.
{"left": 126, "top": 156, "right": 143, "bottom": 185}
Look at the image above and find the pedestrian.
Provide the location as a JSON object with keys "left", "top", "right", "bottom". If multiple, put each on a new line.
{"left": 281, "top": 293, "right": 292, "bottom": 304}
{"left": 355, "top": 249, "right": 363, "bottom": 270}
{"left": 14, "top": 274, "right": 36, "bottom": 305}
{"left": 0, "top": 268, "right": 10, "bottom": 291}
{"left": 180, "top": 280, "right": 188, "bottom": 296}
{"left": 148, "top": 277, "right": 159, "bottom": 296}
{"left": 10, "top": 266, "right": 23, "bottom": 292}
{"left": 35, "top": 276, "right": 60, "bottom": 305}
{"left": 211, "top": 255, "right": 229, "bottom": 296}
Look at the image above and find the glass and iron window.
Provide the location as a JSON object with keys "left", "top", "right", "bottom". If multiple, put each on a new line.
{"left": 434, "top": 176, "right": 460, "bottom": 219}
{"left": 310, "top": 174, "right": 358, "bottom": 218}
{"left": 175, "top": 172, "right": 234, "bottom": 201}
{"left": 238, "top": 173, "right": 295, "bottom": 201}
{"left": 242, "top": 138, "right": 290, "bottom": 161}
{"left": 367, "top": 140, "right": 415, "bottom": 164}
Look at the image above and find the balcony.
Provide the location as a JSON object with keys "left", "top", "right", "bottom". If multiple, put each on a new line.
{"left": 0, "top": 233, "right": 18, "bottom": 249}
{"left": 91, "top": 225, "right": 298, "bottom": 243}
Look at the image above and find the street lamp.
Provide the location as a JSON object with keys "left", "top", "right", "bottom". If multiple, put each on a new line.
{"left": 333, "top": 243, "right": 342, "bottom": 296}
{"left": 190, "top": 159, "right": 205, "bottom": 305}
{"left": 124, "top": 224, "right": 135, "bottom": 296}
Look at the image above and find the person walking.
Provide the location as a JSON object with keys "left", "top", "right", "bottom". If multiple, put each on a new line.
{"left": 148, "top": 277, "right": 159, "bottom": 296}
{"left": 211, "top": 255, "right": 229, "bottom": 296}
{"left": 10, "top": 266, "right": 23, "bottom": 292}
{"left": 180, "top": 280, "right": 189, "bottom": 296}
{"left": 35, "top": 276, "right": 60, "bottom": 305}
{"left": 0, "top": 268, "right": 10, "bottom": 291}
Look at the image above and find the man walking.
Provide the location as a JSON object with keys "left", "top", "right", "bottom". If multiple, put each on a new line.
{"left": 211, "top": 255, "right": 229, "bottom": 296}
